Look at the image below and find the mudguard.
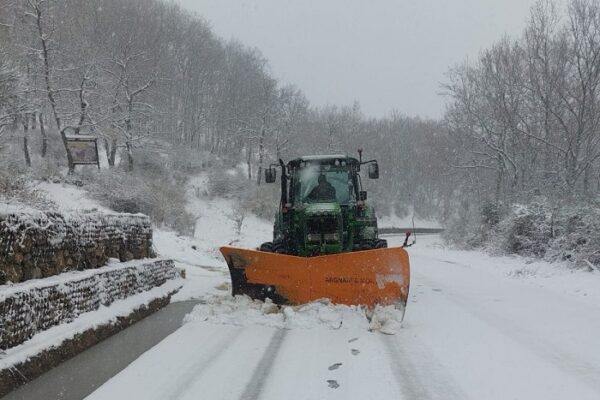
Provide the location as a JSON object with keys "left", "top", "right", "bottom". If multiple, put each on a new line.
{"left": 220, "top": 246, "right": 410, "bottom": 308}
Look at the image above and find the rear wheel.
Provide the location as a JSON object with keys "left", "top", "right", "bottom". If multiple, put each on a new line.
{"left": 273, "top": 242, "right": 288, "bottom": 254}
{"left": 259, "top": 242, "right": 274, "bottom": 252}
{"left": 360, "top": 241, "right": 374, "bottom": 251}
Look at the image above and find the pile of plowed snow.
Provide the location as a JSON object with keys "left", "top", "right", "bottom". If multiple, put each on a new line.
{"left": 183, "top": 295, "right": 404, "bottom": 334}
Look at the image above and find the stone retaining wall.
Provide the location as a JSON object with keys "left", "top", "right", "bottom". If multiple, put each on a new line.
{"left": 0, "top": 292, "right": 176, "bottom": 398}
{"left": 0, "top": 212, "right": 154, "bottom": 284}
{"left": 0, "top": 259, "right": 178, "bottom": 350}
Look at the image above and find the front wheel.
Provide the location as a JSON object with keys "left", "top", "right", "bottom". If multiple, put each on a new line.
{"left": 355, "top": 241, "right": 374, "bottom": 251}
{"left": 375, "top": 239, "right": 388, "bottom": 249}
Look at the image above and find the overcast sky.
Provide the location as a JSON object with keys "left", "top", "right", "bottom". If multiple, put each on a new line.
{"left": 177, "top": 0, "right": 563, "bottom": 119}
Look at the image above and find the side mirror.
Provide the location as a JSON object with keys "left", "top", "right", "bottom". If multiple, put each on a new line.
{"left": 265, "top": 168, "right": 277, "bottom": 183}
{"left": 368, "top": 162, "right": 379, "bottom": 179}
{"left": 359, "top": 191, "right": 367, "bottom": 201}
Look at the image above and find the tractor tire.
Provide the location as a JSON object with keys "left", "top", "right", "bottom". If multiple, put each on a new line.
{"left": 360, "top": 241, "right": 374, "bottom": 251}
{"left": 259, "top": 242, "right": 274, "bottom": 252}
{"left": 273, "top": 242, "right": 288, "bottom": 254}
{"left": 375, "top": 239, "right": 388, "bottom": 249}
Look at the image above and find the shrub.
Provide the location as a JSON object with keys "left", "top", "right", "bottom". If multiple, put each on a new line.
{"left": 82, "top": 169, "right": 194, "bottom": 235}
{"left": 206, "top": 168, "right": 247, "bottom": 199}
{"left": 495, "top": 202, "right": 552, "bottom": 257}
{"left": 547, "top": 205, "right": 600, "bottom": 267}
{"left": 241, "top": 184, "right": 279, "bottom": 220}
{"left": 481, "top": 201, "right": 502, "bottom": 228}
{"left": 442, "top": 199, "right": 485, "bottom": 249}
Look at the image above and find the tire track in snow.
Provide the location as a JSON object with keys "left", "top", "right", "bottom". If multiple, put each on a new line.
{"left": 417, "top": 272, "right": 600, "bottom": 394}
{"left": 381, "top": 335, "right": 464, "bottom": 400}
{"left": 168, "top": 328, "right": 244, "bottom": 400}
{"left": 239, "top": 329, "right": 288, "bottom": 400}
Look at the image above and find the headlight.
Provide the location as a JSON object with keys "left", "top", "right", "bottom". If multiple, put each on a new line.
{"left": 324, "top": 233, "right": 339, "bottom": 242}
{"left": 307, "top": 233, "right": 321, "bottom": 242}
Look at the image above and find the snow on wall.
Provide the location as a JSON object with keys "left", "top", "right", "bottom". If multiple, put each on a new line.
{"left": 0, "top": 211, "right": 154, "bottom": 284}
{"left": 0, "top": 258, "right": 179, "bottom": 350}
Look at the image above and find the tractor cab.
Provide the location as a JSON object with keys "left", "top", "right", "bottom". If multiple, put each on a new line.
{"left": 288, "top": 155, "right": 360, "bottom": 206}
{"left": 263, "top": 151, "right": 383, "bottom": 256}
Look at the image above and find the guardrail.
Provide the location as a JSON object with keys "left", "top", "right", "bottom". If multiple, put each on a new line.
{"left": 379, "top": 227, "right": 445, "bottom": 235}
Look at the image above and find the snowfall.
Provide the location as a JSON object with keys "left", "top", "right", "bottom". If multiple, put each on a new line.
{"left": 4, "top": 175, "right": 600, "bottom": 400}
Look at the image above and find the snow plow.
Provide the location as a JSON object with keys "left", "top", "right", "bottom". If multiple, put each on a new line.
{"left": 220, "top": 151, "right": 411, "bottom": 310}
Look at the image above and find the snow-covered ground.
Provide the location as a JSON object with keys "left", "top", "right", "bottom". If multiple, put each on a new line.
{"left": 152, "top": 174, "right": 273, "bottom": 302}
{"left": 34, "top": 181, "right": 113, "bottom": 214}
{"left": 378, "top": 213, "right": 441, "bottom": 229}
{"left": 85, "top": 232, "right": 600, "bottom": 400}
{"left": 13, "top": 178, "right": 600, "bottom": 400}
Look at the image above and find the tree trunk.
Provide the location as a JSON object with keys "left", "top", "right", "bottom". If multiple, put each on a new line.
{"left": 246, "top": 147, "right": 252, "bottom": 181}
{"left": 104, "top": 138, "right": 110, "bottom": 164}
{"left": 23, "top": 135, "right": 31, "bottom": 167}
{"left": 495, "top": 156, "right": 505, "bottom": 202}
{"left": 126, "top": 141, "right": 134, "bottom": 170}
{"left": 584, "top": 165, "right": 591, "bottom": 196}
{"left": 565, "top": 151, "right": 578, "bottom": 190}
{"left": 34, "top": 2, "right": 74, "bottom": 173}
{"left": 102, "top": 137, "right": 118, "bottom": 167}
{"left": 109, "top": 138, "right": 117, "bottom": 167}
{"left": 60, "top": 130, "right": 75, "bottom": 174}
{"left": 256, "top": 127, "right": 265, "bottom": 186}
{"left": 39, "top": 113, "right": 47, "bottom": 157}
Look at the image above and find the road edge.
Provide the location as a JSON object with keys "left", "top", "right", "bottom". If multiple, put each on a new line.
{"left": 0, "top": 289, "right": 179, "bottom": 398}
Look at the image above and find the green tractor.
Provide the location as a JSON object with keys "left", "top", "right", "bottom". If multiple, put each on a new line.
{"left": 220, "top": 150, "right": 411, "bottom": 308}
{"left": 259, "top": 150, "right": 387, "bottom": 256}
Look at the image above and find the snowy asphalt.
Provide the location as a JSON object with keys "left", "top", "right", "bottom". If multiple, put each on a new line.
{"left": 87, "top": 234, "right": 600, "bottom": 400}
{"left": 3, "top": 301, "right": 198, "bottom": 400}
{"left": 6, "top": 234, "right": 600, "bottom": 400}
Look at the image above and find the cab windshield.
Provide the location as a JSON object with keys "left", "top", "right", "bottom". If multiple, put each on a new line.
{"left": 293, "top": 165, "right": 355, "bottom": 204}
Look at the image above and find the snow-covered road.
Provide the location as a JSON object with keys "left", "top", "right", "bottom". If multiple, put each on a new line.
{"left": 85, "top": 234, "right": 600, "bottom": 400}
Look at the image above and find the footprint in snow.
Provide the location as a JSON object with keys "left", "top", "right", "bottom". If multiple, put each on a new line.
{"left": 351, "top": 349, "right": 360, "bottom": 356}
{"left": 328, "top": 363, "right": 342, "bottom": 371}
{"left": 327, "top": 380, "right": 340, "bottom": 389}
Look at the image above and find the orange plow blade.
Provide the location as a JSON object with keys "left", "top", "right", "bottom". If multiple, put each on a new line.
{"left": 219, "top": 246, "right": 410, "bottom": 308}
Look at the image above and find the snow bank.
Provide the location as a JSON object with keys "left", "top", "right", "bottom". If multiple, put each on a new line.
{"left": 34, "top": 181, "right": 112, "bottom": 214}
{"left": 184, "top": 295, "right": 405, "bottom": 334}
{"left": 0, "top": 202, "right": 43, "bottom": 215}
{"left": 396, "top": 234, "right": 600, "bottom": 307}
{"left": 0, "top": 258, "right": 180, "bottom": 350}
{"left": 0, "top": 278, "right": 182, "bottom": 371}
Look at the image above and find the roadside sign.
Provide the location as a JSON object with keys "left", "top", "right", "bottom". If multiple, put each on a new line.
{"left": 65, "top": 135, "right": 100, "bottom": 169}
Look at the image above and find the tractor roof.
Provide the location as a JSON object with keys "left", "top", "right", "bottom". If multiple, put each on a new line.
{"left": 288, "top": 154, "right": 359, "bottom": 167}
{"left": 299, "top": 154, "right": 348, "bottom": 161}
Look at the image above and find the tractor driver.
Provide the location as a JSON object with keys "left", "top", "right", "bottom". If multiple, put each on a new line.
{"left": 307, "top": 173, "right": 336, "bottom": 202}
